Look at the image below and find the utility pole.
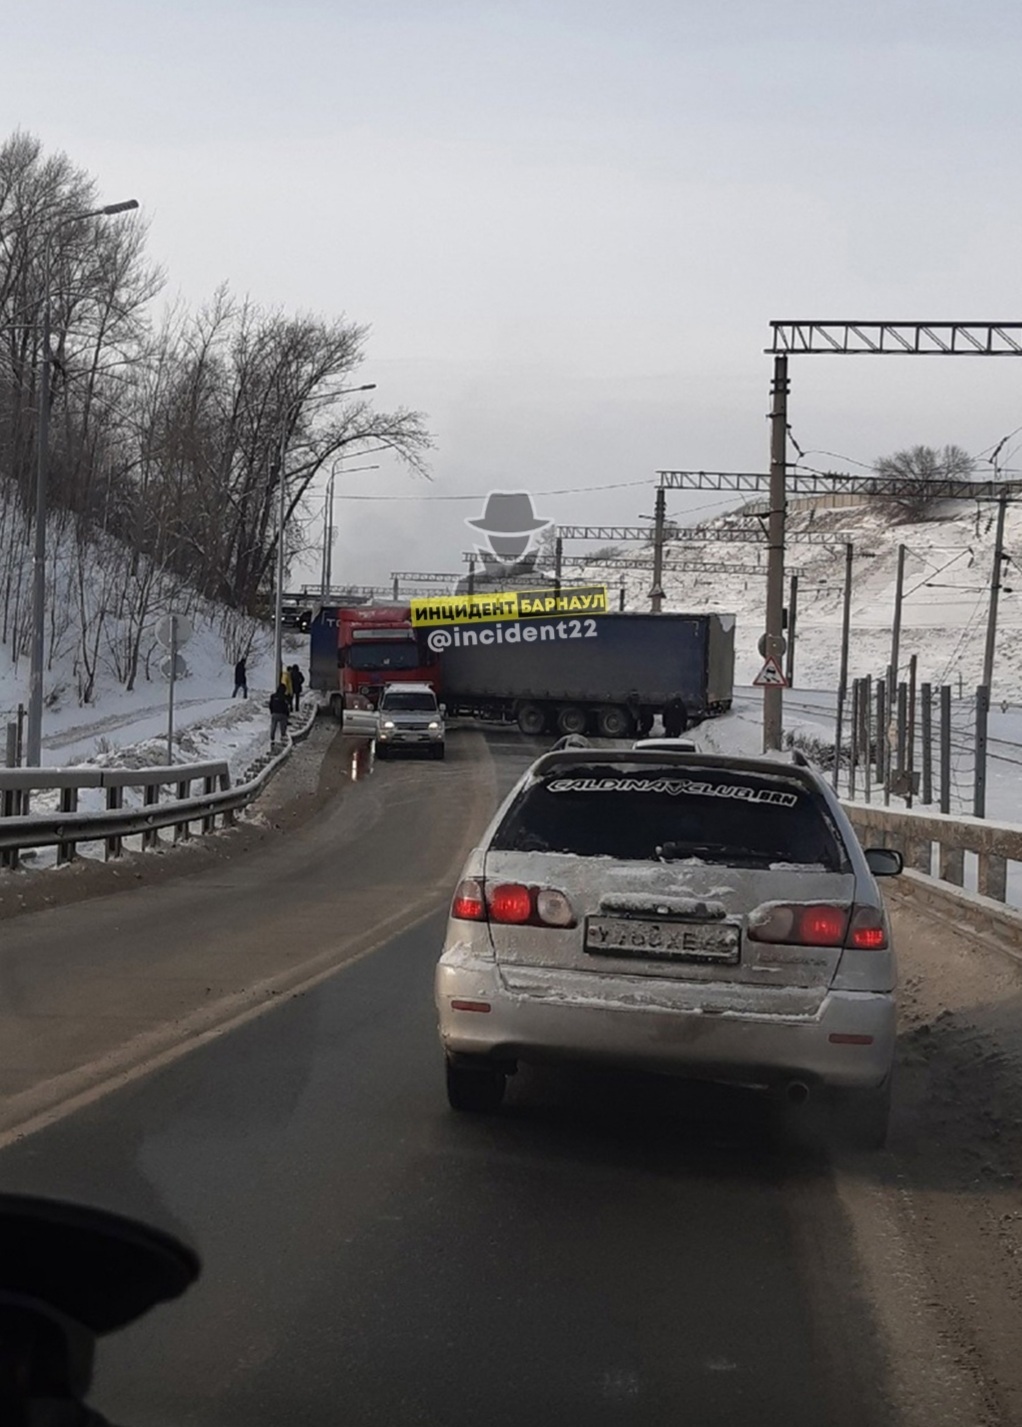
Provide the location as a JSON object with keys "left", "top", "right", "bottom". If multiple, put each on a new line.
{"left": 554, "top": 535, "right": 563, "bottom": 598}
{"left": 890, "top": 544, "right": 906, "bottom": 686}
{"left": 763, "top": 354, "right": 788, "bottom": 751}
{"left": 832, "top": 542, "right": 854, "bottom": 791}
{"left": 650, "top": 486, "right": 666, "bottom": 614}
{"left": 982, "top": 493, "right": 1008, "bottom": 691}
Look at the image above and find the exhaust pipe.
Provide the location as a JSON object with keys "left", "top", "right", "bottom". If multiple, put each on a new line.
{"left": 785, "top": 1080, "right": 811, "bottom": 1107}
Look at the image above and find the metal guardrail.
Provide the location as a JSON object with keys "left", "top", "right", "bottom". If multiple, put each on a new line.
{"left": 0, "top": 702, "right": 319, "bottom": 867}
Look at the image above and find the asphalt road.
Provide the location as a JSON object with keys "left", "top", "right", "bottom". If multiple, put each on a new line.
{"left": 0, "top": 725, "right": 894, "bottom": 1426}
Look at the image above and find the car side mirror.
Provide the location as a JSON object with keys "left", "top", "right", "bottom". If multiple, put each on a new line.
{"left": 865, "top": 847, "right": 903, "bottom": 877}
{"left": 439, "top": 704, "right": 447, "bottom": 716}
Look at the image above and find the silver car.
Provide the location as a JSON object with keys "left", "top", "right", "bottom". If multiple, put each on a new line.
{"left": 435, "top": 747, "right": 901, "bottom": 1146}
{"left": 375, "top": 682, "right": 446, "bottom": 760}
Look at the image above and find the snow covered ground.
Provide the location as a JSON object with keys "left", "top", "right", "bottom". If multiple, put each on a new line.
{"left": 0, "top": 609, "right": 308, "bottom": 782}
{"left": 596, "top": 498, "right": 1022, "bottom": 698}
{"left": 0, "top": 596, "right": 311, "bottom": 870}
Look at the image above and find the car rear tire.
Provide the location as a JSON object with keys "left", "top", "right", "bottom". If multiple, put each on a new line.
{"left": 556, "top": 705, "right": 588, "bottom": 736}
{"left": 516, "top": 702, "right": 547, "bottom": 736}
{"left": 445, "top": 1058, "right": 506, "bottom": 1113}
{"left": 595, "top": 704, "right": 634, "bottom": 739}
{"left": 831, "top": 1075, "right": 892, "bottom": 1151}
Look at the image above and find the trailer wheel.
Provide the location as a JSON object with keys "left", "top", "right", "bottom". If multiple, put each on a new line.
{"left": 595, "top": 704, "right": 634, "bottom": 739}
{"left": 328, "top": 695, "right": 343, "bottom": 723}
{"left": 516, "top": 703, "right": 547, "bottom": 736}
{"left": 556, "top": 705, "right": 588, "bottom": 736}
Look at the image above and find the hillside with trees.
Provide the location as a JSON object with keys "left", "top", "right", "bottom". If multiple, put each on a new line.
{"left": 0, "top": 132, "right": 431, "bottom": 703}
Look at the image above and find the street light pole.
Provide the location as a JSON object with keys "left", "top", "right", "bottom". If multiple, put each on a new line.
{"left": 321, "top": 463, "right": 337, "bottom": 600}
{"left": 271, "top": 383, "right": 376, "bottom": 689}
{"left": 27, "top": 198, "right": 138, "bottom": 767}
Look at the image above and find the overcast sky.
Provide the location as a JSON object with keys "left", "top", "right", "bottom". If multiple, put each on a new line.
{"left": 5, "top": 0, "right": 1022, "bottom": 586}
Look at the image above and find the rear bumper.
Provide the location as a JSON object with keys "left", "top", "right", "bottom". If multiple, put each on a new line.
{"left": 435, "top": 955, "right": 895, "bottom": 1090}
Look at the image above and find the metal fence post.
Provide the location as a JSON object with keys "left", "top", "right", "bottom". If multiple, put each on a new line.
{"left": 895, "top": 681, "right": 908, "bottom": 792}
{"left": 920, "top": 683, "right": 932, "bottom": 805}
{"left": 174, "top": 779, "right": 190, "bottom": 842}
{"left": 219, "top": 770, "right": 234, "bottom": 828}
{"left": 56, "top": 786, "right": 79, "bottom": 865}
{"left": 885, "top": 664, "right": 896, "bottom": 788}
{"left": 849, "top": 680, "right": 860, "bottom": 800}
{"left": 142, "top": 782, "right": 160, "bottom": 851}
{"left": 202, "top": 776, "right": 216, "bottom": 834}
{"left": 862, "top": 673, "right": 872, "bottom": 804}
{"left": 105, "top": 786, "right": 123, "bottom": 860}
{"left": 906, "top": 655, "right": 917, "bottom": 809}
{"left": 939, "top": 685, "right": 952, "bottom": 815}
{"left": 875, "top": 678, "right": 885, "bottom": 788}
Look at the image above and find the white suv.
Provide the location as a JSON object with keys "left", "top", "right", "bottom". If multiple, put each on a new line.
{"left": 376, "top": 683, "right": 446, "bottom": 760}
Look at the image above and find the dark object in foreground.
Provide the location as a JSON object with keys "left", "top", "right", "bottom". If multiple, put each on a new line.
{"left": 0, "top": 1194, "right": 199, "bottom": 1425}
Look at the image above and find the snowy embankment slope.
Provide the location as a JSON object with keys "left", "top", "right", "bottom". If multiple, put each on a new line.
{"left": 586, "top": 498, "right": 1022, "bottom": 699}
{"left": 0, "top": 621, "right": 302, "bottom": 786}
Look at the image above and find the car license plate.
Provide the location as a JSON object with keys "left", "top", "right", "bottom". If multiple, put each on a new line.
{"left": 584, "top": 916, "right": 740, "bottom": 963}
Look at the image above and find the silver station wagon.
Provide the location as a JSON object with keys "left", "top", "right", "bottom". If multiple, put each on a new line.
{"left": 435, "top": 747, "right": 901, "bottom": 1147}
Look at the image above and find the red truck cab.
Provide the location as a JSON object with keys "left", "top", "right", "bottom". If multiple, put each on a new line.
{"left": 311, "top": 605, "right": 437, "bottom": 720}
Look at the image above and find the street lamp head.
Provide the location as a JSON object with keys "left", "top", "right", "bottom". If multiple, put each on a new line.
{"left": 100, "top": 199, "right": 139, "bottom": 216}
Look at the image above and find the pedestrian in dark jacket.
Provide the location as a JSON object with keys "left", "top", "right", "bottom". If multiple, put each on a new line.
{"left": 269, "top": 684, "right": 290, "bottom": 746}
{"left": 662, "top": 695, "right": 688, "bottom": 738}
{"left": 233, "top": 657, "right": 247, "bottom": 699}
{"left": 290, "top": 664, "right": 305, "bottom": 710}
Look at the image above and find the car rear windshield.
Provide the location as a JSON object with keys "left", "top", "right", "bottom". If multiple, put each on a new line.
{"left": 490, "top": 763, "right": 847, "bottom": 869}
{"left": 381, "top": 692, "right": 437, "bottom": 712}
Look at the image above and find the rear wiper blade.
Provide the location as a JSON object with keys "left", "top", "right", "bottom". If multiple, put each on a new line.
{"left": 656, "top": 842, "right": 771, "bottom": 866}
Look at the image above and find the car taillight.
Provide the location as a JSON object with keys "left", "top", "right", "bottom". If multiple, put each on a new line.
{"left": 450, "top": 879, "right": 576, "bottom": 927}
{"left": 798, "top": 905, "right": 847, "bottom": 945}
{"left": 452, "top": 878, "right": 486, "bottom": 921}
{"left": 846, "top": 905, "right": 888, "bottom": 949}
{"left": 748, "top": 902, "right": 848, "bottom": 947}
{"left": 747, "top": 902, "right": 888, "bottom": 950}
{"left": 488, "top": 883, "right": 533, "bottom": 924}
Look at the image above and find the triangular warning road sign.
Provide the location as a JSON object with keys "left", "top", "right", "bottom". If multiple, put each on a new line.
{"left": 753, "top": 656, "right": 789, "bottom": 688}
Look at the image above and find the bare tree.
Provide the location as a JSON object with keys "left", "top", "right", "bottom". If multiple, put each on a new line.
{"left": 0, "top": 131, "right": 436, "bottom": 707}
{"left": 124, "top": 290, "right": 433, "bottom": 610}
{"left": 872, "top": 444, "right": 975, "bottom": 522}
